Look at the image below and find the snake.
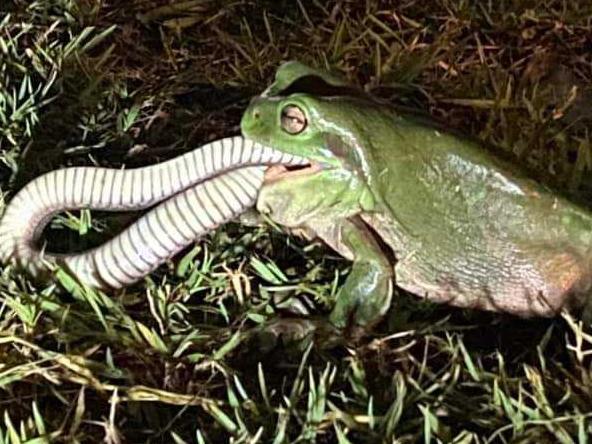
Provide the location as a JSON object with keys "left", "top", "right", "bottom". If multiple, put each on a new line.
{"left": 0, "top": 136, "right": 307, "bottom": 290}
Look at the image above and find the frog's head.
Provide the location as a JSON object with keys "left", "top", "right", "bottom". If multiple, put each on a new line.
{"left": 241, "top": 94, "right": 341, "bottom": 169}
{"left": 241, "top": 61, "right": 379, "bottom": 183}
{"left": 241, "top": 92, "right": 375, "bottom": 186}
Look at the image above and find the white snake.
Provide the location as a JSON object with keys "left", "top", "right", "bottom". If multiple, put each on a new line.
{"left": 0, "top": 136, "right": 307, "bottom": 290}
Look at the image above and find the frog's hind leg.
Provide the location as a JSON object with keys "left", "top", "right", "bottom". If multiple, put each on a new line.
{"left": 475, "top": 242, "right": 592, "bottom": 317}
{"left": 523, "top": 247, "right": 592, "bottom": 317}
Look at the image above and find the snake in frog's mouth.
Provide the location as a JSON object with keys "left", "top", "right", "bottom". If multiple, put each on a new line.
{"left": 0, "top": 136, "right": 310, "bottom": 290}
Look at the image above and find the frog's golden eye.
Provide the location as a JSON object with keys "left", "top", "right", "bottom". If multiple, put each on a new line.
{"left": 280, "top": 105, "right": 307, "bottom": 135}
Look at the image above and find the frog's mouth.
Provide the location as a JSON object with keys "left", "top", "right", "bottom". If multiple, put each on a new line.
{"left": 264, "top": 162, "right": 323, "bottom": 184}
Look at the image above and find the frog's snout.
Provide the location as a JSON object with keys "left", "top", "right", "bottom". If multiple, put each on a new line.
{"left": 248, "top": 99, "right": 262, "bottom": 120}
{"left": 241, "top": 100, "right": 264, "bottom": 134}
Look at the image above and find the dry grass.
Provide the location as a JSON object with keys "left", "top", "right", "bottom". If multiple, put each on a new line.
{"left": 1, "top": 0, "right": 592, "bottom": 442}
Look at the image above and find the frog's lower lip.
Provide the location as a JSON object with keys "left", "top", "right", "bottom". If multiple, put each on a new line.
{"left": 263, "top": 161, "right": 324, "bottom": 183}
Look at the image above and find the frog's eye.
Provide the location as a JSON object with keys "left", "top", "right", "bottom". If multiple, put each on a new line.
{"left": 280, "top": 105, "right": 307, "bottom": 135}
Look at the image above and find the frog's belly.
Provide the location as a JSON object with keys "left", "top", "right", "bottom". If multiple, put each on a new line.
{"left": 362, "top": 213, "right": 592, "bottom": 316}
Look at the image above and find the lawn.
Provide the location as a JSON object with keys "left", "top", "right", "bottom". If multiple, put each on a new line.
{"left": 1, "top": 0, "right": 592, "bottom": 442}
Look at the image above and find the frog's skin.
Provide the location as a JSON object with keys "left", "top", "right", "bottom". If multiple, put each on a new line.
{"left": 241, "top": 61, "right": 592, "bottom": 329}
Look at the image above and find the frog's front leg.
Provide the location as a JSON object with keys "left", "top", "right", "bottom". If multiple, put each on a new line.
{"left": 312, "top": 217, "right": 393, "bottom": 332}
{"left": 256, "top": 167, "right": 392, "bottom": 337}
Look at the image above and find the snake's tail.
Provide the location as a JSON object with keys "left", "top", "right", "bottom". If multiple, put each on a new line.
{"left": 0, "top": 136, "right": 306, "bottom": 285}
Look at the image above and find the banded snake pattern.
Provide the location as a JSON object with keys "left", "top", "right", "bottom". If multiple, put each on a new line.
{"left": 0, "top": 136, "right": 307, "bottom": 290}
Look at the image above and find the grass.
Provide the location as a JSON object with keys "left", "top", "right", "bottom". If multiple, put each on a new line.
{"left": 1, "top": 0, "right": 592, "bottom": 442}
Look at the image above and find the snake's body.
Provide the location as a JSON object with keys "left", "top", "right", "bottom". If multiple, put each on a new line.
{"left": 0, "top": 137, "right": 306, "bottom": 289}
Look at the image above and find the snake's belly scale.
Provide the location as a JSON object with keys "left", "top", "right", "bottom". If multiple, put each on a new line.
{"left": 0, "top": 136, "right": 306, "bottom": 289}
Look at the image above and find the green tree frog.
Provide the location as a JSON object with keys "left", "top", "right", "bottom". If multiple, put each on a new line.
{"left": 241, "top": 61, "right": 592, "bottom": 330}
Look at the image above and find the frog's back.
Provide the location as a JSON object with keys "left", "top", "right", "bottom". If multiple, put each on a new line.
{"left": 363, "top": 110, "right": 592, "bottom": 316}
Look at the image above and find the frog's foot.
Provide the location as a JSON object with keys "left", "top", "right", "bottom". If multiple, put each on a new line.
{"left": 329, "top": 259, "right": 393, "bottom": 337}
{"left": 249, "top": 317, "right": 344, "bottom": 352}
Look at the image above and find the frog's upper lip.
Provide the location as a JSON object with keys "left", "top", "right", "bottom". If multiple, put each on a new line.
{"left": 263, "top": 161, "right": 325, "bottom": 184}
